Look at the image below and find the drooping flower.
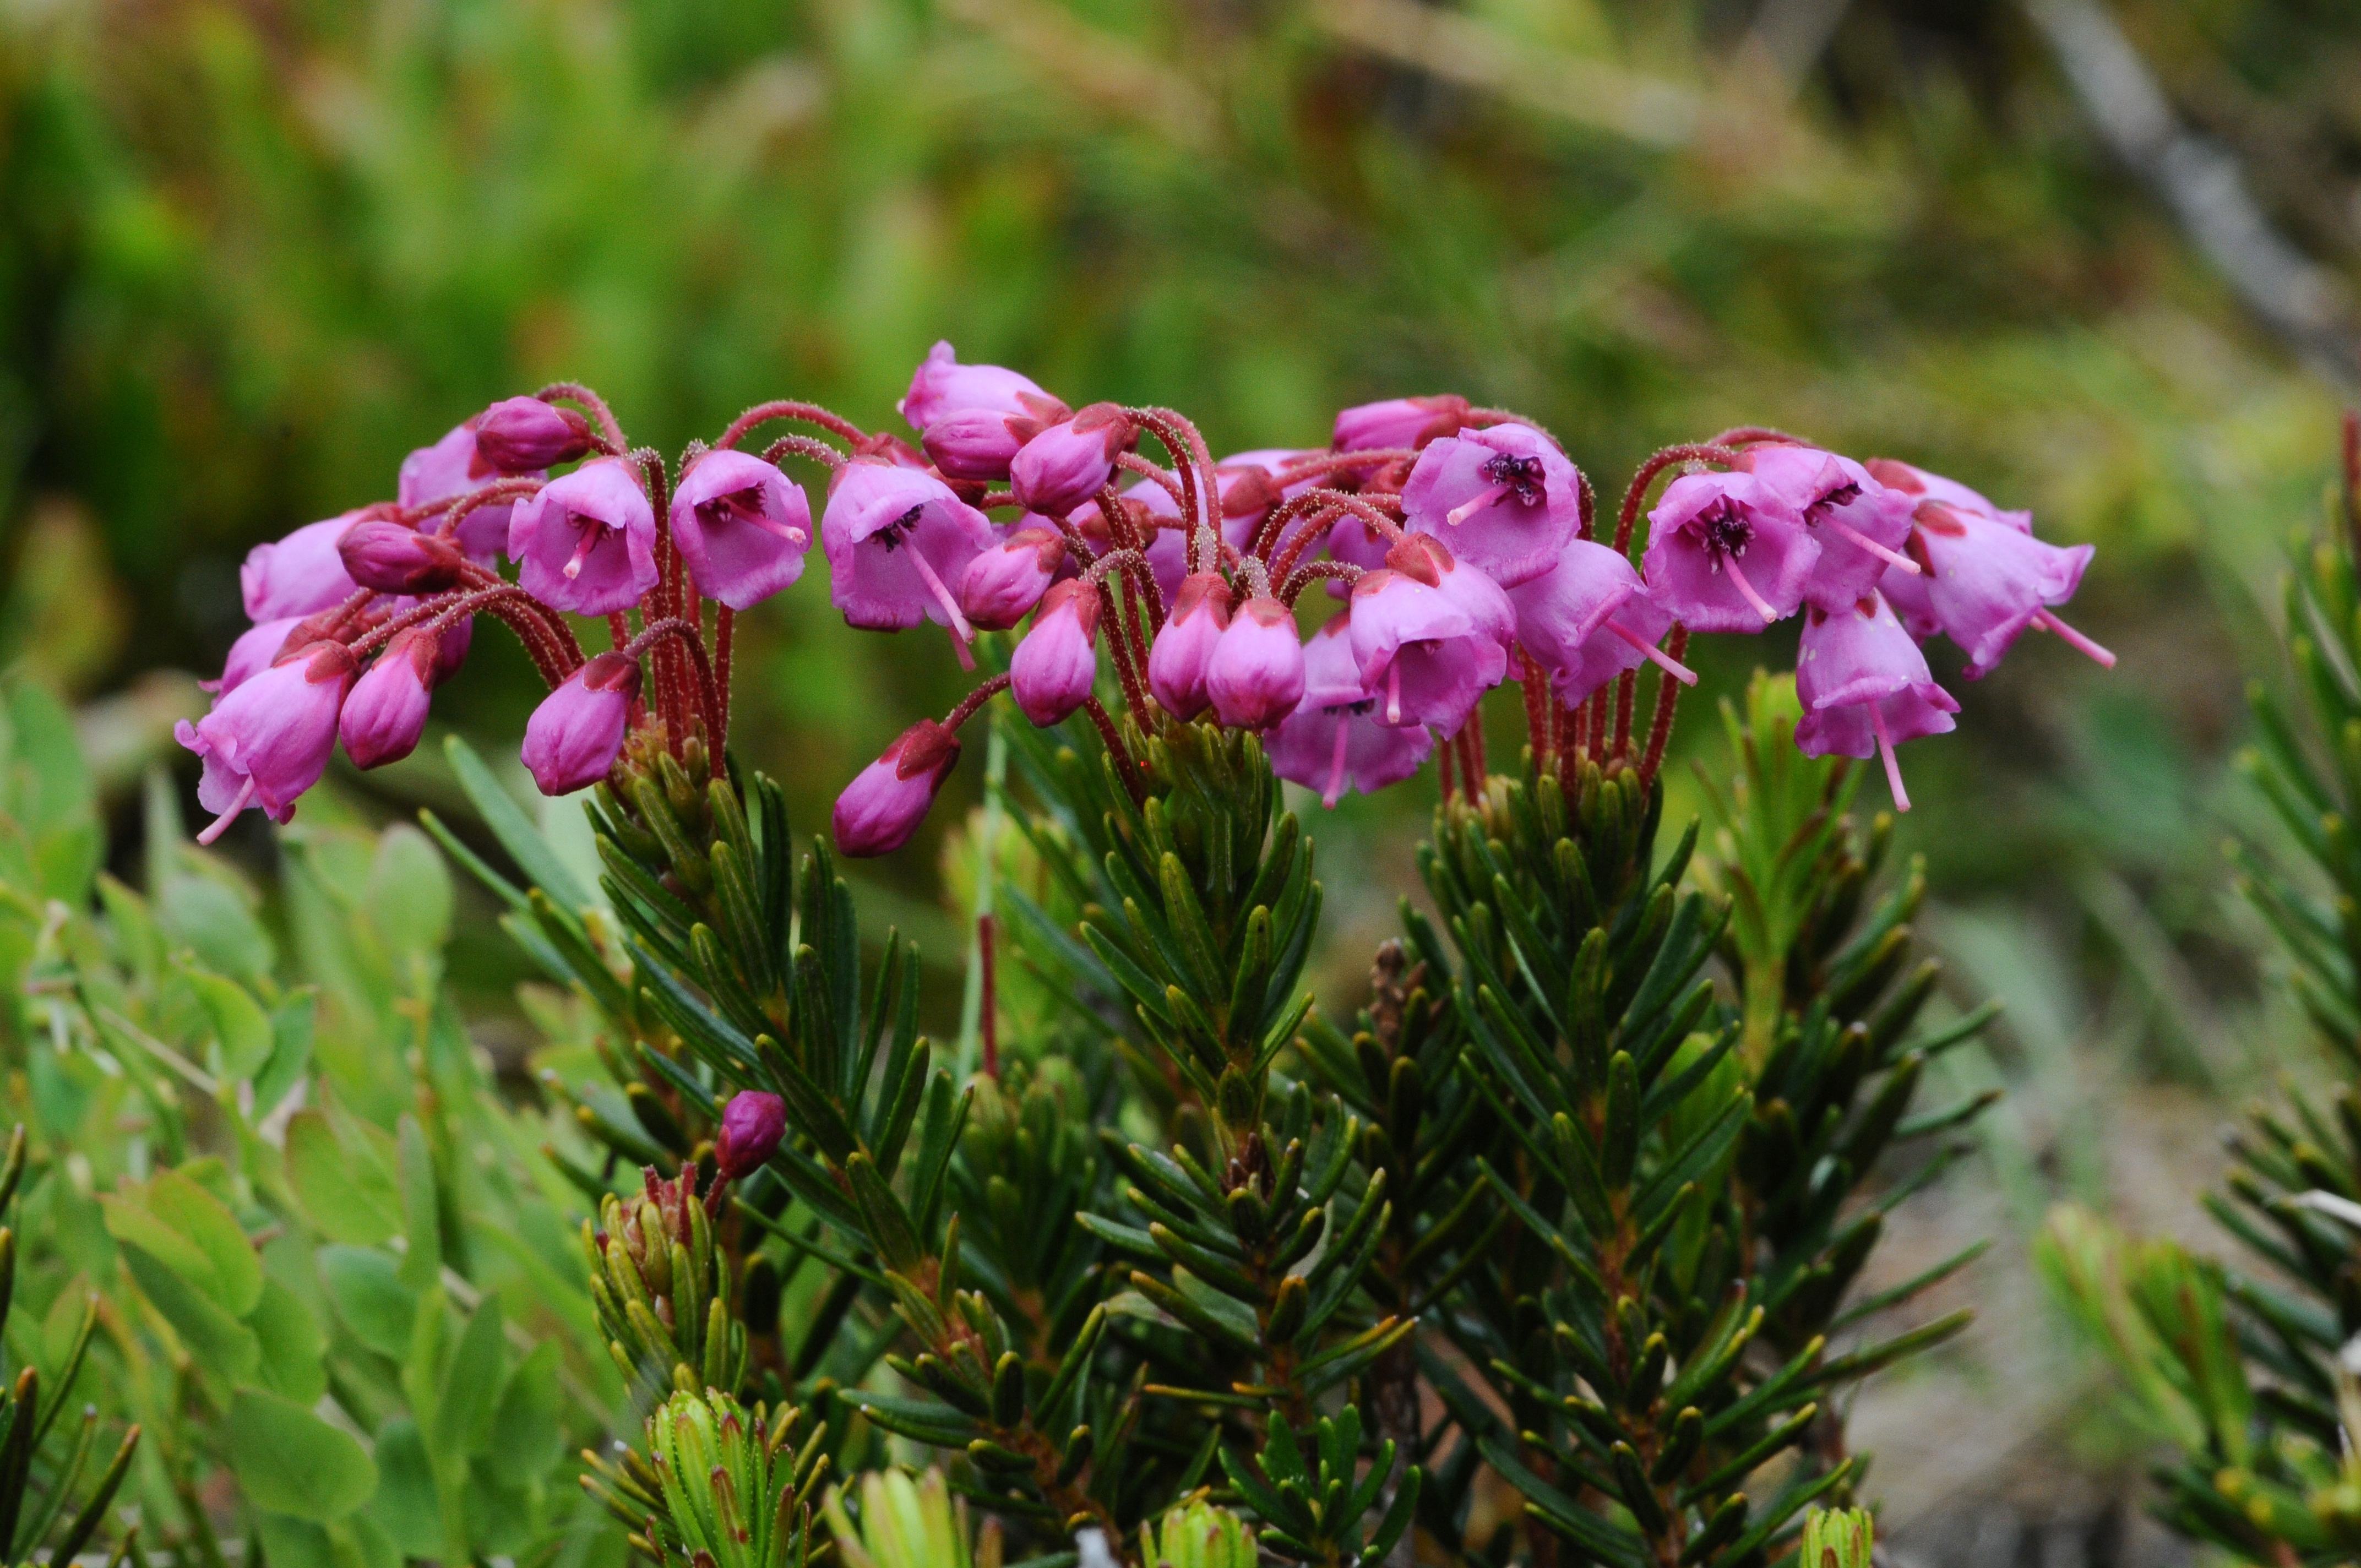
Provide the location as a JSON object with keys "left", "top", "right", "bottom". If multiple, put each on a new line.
{"left": 1389, "top": 533, "right": 1516, "bottom": 649}
{"left": 208, "top": 616, "right": 303, "bottom": 696}
{"left": 961, "top": 525, "right": 1066, "bottom": 630}
{"left": 713, "top": 1091, "right": 786, "bottom": 1179}
{"left": 1508, "top": 538, "right": 1690, "bottom": 706}
{"left": 1641, "top": 469, "right": 1821, "bottom": 631}
{"left": 174, "top": 640, "right": 357, "bottom": 841}
{"left": 670, "top": 448, "right": 812, "bottom": 611}
{"left": 400, "top": 418, "right": 535, "bottom": 564}
{"left": 898, "top": 341, "right": 1067, "bottom": 433}
{"left": 1738, "top": 445, "right": 1919, "bottom": 613}
{"left": 1793, "top": 593, "right": 1960, "bottom": 812}
{"left": 1206, "top": 596, "right": 1305, "bottom": 730}
{"left": 1347, "top": 557, "right": 1510, "bottom": 738}
{"left": 242, "top": 513, "right": 364, "bottom": 621}
{"left": 820, "top": 459, "right": 998, "bottom": 663}
{"left": 1009, "top": 581, "right": 1101, "bottom": 726}
{"left": 1881, "top": 500, "right": 2108, "bottom": 678}
{"left": 1148, "top": 572, "right": 1233, "bottom": 720}
{"left": 1862, "top": 459, "right": 2033, "bottom": 533}
{"left": 339, "top": 628, "right": 440, "bottom": 769}
{"left": 1010, "top": 404, "right": 1138, "bottom": 518}
{"left": 834, "top": 718, "right": 961, "bottom": 858}
{"left": 338, "top": 519, "right": 468, "bottom": 595}
{"left": 922, "top": 405, "right": 1063, "bottom": 482}
{"left": 475, "top": 396, "right": 595, "bottom": 473}
{"left": 1268, "top": 616, "right": 1435, "bottom": 807}
{"left": 1331, "top": 395, "right": 1471, "bottom": 454}
{"left": 521, "top": 652, "right": 641, "bottom": 796}
{"left": 509, "top": 459, "right": 659, "bottom": 617}
{"left": 1400, "top": 424, "right": 1584, "bottom": 589}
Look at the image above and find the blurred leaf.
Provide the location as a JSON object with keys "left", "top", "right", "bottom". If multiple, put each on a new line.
{"left": 317, "top": 1245, "right": 417, "bottom": 1360}
{"left": 226, "top": 1387, "right": 378, "bottom": 1522}
{"left": 250, "top": 1277, "right": 328, "bottom": 1405}
{"left": 286, "top": 1112, "right": 402, "bottom": 1246}
{"left": 368, "top": 824, "right": 452, "bottom": 962}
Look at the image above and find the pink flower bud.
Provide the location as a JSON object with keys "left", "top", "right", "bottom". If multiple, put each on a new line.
{"left": 922, "top": 407, "right": 1051, "bottom": 482}
{"left": 175, "top": 640, "right": 357, "bottom": 842}
{"left": 340, "top": 629, "right": 440, "bottom": 769}
{"left": 1331, "top": 395, "right": 1471, "bottom": 453}
{"left": 521, "top": 652, "right": 641, "bottom": 796}
{"left": 1206, "top": 596, "right": 1305, "bottom": 731}
{"left": 834, "top": 719, "right": 961, "bottom": 858}
{"left": 671, "top": 448, "right": 812, "bottom": 611}
{"left": 1010, "top": 404, "right": 1135, "bottom": 518}
{"left": 961, "top": 526, "right": 1065, "bottom": 630}
{"left": 475, "top": 396, "right": 595, "bottom": 473}
{"left": 1148, "top": 572, "right": 1232, "bottom": 720}
{"left": 338, "top": 520, "right": 468, "bottom": 595}
{"left": 1010, "top": 581, "right": 1101, "bottom": 727}
{"left": 508, "top": 459, "right": 659, "bottom": 617}
{"left": 242, "top": 513, "right": 364, "bottom": 621}
{"left": 897, "top": 341, "right": 1064, "bottom": 433}
{"left": 401, "top": 419, "right": 532, "bottom": 564}
{"left": 714, "top": 1091, "right": 787, "bottom": 1179}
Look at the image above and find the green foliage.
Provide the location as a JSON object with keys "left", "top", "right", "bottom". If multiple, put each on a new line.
{"left": 1799, "top": 1506, "right": 1873, "bottom": 1568}
{"left": 1135, "top": 1499, "right": 1255, "bottom": 1568}
{"left": 823, "top": 1468, "right": 995, "bottom": 1568}
{"left": 2046, "top": 426, "right": 2361, "bottom": 1566}
{"left": 586, "top": 1388, "right": 830, "bottom": 1568}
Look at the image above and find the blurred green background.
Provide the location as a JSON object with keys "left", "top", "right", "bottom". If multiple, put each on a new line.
{"left": 2, "top": 0, "right": 2357, "bottom": 1557}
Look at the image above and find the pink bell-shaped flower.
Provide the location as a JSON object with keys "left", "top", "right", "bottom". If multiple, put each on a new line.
{"left": 521, "top": 652, "right": 641, "bottom": 796}
{"left": 1881, "top": 501, "right": 2107, "bottom": 678}
{"left": 208, "top": 617, "right": 304, "bottom": 696}
{"left": 834, "top": 718, "right": 961, "bottom": 858}
{"left": 1346, "top": 558, "right": 1509, "bottom": 739}
{"left": 338, "top": 519, "right": 468, "bottom": 596}
{"left": 1793, "top": 592, "right": 1960, "bottom": 812}
{"left": 820, "top": 459, "right": 998, "bottom": 662}
{"left": 1863, "top": 459, "right": 2034, "bottom": 534}
{"left": 1641, "top": 469, "right": 1820, "bottom": 632}
{"left": 1268, "top": 617, "right": 1436, "bottom": 807}
{"left": 961, "top": 526, "right": 1066, "bottom": 630}
{"left": 1737, "top": 446, "right": 1919, "bottom": 614}
{"left": 1400, "top": 424, "right": 1584, "bottom": 589}
{"left": 1331, "top": 395, "right": 1471, "bottom": 453}
{"left": 1206, "top": 595, "right": 1306, "bottom": 730}
{"left": 1508, "top": 538, "right": 1689, "bottom": 706}
{"left": 714, "top": 1090, "right": 787, "bottom": 1179}
{"left": 1010, "top": 404, "right": 1137, "bottom": 518}
{"left": 670, "top": 448, "right": 812, "bottom": 611}
{"left": 1009, "top": 581, "right": 1101, "bottom": 727}
{"left": 1149, "top": 572, "right": 1233, "bottom": 720}
{"left": 175, "top": 639, "right": 357, "bottom": 841}
{"left": 242, "top": 513, "right": 364, "bottom": 621}
{"left": 339, "top": 628, "right": 440, "bottom": 770}
{"left": 898, "top": 341, "right": 1066, "bottom": 434}
{"left": 509, "top": 459, "right": 659, "bottom": 617}
{"left": 475, "top": 396, "right": 594, "bottom": 473}
{"left": 400, "top": 418, "right": 536, "bottom": 564}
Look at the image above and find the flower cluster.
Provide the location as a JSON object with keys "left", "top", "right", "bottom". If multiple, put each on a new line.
{"left": 177, "top": 355, "right": 2110, "bottom": 848}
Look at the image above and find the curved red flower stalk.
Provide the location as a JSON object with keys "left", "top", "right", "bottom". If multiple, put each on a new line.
{"left": 533, "top": 380, "right": 627, "bottom": 454}
{"left": 718, "top": 399, "right": 869, "bottom": 450}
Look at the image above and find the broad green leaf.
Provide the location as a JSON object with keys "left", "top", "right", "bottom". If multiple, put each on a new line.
{"left": 100, "top": 1195, "right": 216, "bottom": 1296}
{"left": 253, "top": 991, "right": 317, "bottom": 1116}
{"left": 156, "top": 877, "right": 273, "bottom": 984}
{"left": 395, "top": 1115, "right": 440, "bottom": 1291}
{"left": 369, "top": 825, "right": 451, "bottom": 960}
{"left": 362, "top": 1419, "right": 443, "bottom": 1559}
{"left": 183, "top": 967, "right": 274, "bottom": 1081}
{"left": 120, "top": 1244, "right": 259, "bottom": 1385}
{"left": 251, "top": 1277, "right": 328, "bottom": 1404}
{"left": 144, "top": 1168, "right": 263, "bottom": 1315}
{"left": 226, "top": 1387, "right": 377, "bottom": 1522}
{"left": 437, "top": 1297, "right": 505, "bottom": 1461}
{"left": 317, "top": 1247, "right": 416, "bottom": 1359}
{"left": 483, "top": 1341, "right": 563, "bottom": 1489}
{"left": 252, "top": 1513, "right": 338, "bottom": 1568}
{"left": 286, "top": 1112, "right": 400, "bottom": 1246}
